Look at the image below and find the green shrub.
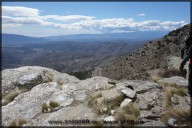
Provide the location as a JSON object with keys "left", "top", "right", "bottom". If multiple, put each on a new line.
{"left": 49, "top": 101, "right": 60, "bottom": 108}
{"left": 69, "top": 70, "right": 92, "bottom": 80}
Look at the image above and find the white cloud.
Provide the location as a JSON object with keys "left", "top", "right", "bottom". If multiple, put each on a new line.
{"left": 2, "top": 6, "right": 39, "bottom": 17}
{"left": 40, "top": 15, "right": 95, "bottom": 21}
{"left": 2, "top": 6, "right": 188, "bottom": 35}
{"left": 137, "top": 13, "right": 146, "bottom": 17}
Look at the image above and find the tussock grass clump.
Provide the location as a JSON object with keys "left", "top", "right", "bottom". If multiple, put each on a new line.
{"left": 57, "top": 79, "right": 64, "bottom": 86}
{"left": 165, "top": 87, "right": 187, "bottom": 108}
{"left": 3, "top": 92, "right": 20, "bottom": 106}
{"left": 9, "top": 118, "right": 27, "bottom": 127}
{"left": 149, "top": 76, "right": 161, "bottom": 83}
{"left": 114, "top": 102, "right": 140, "bottom": 123}
{"left": 161, "top": 109, "right": 190, "bottom": 125}
{"left": 88, "top": 92, "right": 114, "bottom": 116}
{"left": 49, "top": 101, "right": 60, "bottom": 108}
{"left": 42, "top": 102, "right": 49, "bottom": 113}
{"left": 46, "top": 73, "right": 53, "bottom": 82}
{"left": 88, "top": 92, "right": 102, "bottom": 106}
{"left": 110, "top": 95, "right": 124, "bottom": 109}
{"left": 122, "top": 102, "right": 140, "bottom": 117}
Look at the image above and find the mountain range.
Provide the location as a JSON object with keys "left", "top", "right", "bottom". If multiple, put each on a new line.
{"left": 2, "top": 31, "right": 167, "bottom": 73}
{"left": 3, "top": 31, "right": 167, "bottom": 44}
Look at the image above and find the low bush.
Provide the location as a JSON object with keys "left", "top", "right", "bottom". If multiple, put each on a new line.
{"left": 159, "top": 69, "right": 187, "bottom": 78}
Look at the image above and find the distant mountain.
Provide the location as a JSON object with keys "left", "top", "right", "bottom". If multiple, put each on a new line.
{"left": 2, "top": 34, "right": 49, "bottom": 44}
{"left": 1, "top": 30, "right": 167, "bottom": 73}
{"left": 46, "top": 31, "right": 167, "bottom": 42}
{"left": 2, "top": 31, "right": 167, "bottom": 44}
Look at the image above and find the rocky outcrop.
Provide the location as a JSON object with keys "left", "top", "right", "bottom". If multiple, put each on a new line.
{"left": 2, "top": 66, "right": 191, "bottom": 127}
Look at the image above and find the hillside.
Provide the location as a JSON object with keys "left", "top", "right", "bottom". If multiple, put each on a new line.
{"left": 2, "top": 66, "right": 190, "bottom": 127}
{"left": 2, "top": 40, "right": 143, "bottom": 73}
{"left": 99, "top": 24, "right": 191, "bottom": 80}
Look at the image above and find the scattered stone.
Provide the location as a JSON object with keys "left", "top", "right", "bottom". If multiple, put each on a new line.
{"left": 167, "top": 118, "right": 177, "bottom": 127}
{"left": 120, "top": 98, "right": 132, "bottom": 108}
{"left": 158, "top": 76, "right": 188, "bottom": 87}
{"left": 103, "top": 116, "right": 115, "bottom": 122}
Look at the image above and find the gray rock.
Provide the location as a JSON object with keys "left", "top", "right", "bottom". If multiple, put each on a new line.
{"left": 16, "top": 72, "right": 43, "bottom": 88}
{"left": 134, "top": 91, "right": 161, "bottom": 110}
{"left": 73, "top": 90, "right": 88, "bottom": 101}
{"left": 171, "top": 94, "right": 190, "bottom": 110}
{"left": 158, "top": 76, "right": 188, "bottom": 87}
{"left": 121, "top": 88, "right": 136, "bottom": 99}
{"left": 2, "top": 82, "right": 61, "bottom": 126}
{"left": 123, "top": 80, "right": 162, "bottom": 94}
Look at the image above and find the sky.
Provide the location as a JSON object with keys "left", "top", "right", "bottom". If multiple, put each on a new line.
{"left": 2, "top": 2, "right": 190, "bottom": 37}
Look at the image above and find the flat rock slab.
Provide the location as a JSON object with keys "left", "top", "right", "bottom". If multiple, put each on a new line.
{"left": 121, "top": 88, "right": 136, "bottom": 99}
{"left": 123, "top": 80, "right": 162, "bottom": 94}
{"left": 158, "top": 76, "right": 188, "bottom": 86}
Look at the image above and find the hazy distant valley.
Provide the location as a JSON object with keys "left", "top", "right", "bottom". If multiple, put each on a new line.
{"left": 2, "top": 32, "right": 166, "bottom": 76}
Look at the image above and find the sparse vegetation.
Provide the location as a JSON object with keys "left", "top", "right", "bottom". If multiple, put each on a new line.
{"left": 88, "top": 92, "right": 102, "bottom": 106}
{"left": 69, "top": 70, "right": 92, "bottom": 80}
{"left": 49, "top": 101, "right": 60, "bottom": 108}
{"left": 3, "top": 92, "right": 20, "bottom": 106}
{"left": 110, "top": 95, "right": 125, "bottom": 109}
{"left": 159, "top": 69, "right": 187, "bottom": 78}
{"left": 57, "top": 79, "right": 63, "bottom": 86}
{"left": 42, "top": 102, "right": 49, "bottom": 113}
{"left": 9, "top": 118, "right": 27, "bottom": 127}
{"left": 161, "top": 108, "right": 190, "bottom": 125}
{"left": 164, "top": 87, "right": 187, "bottom": 108}
{"left": 114, "top": 102, "right": 140, "bottom": 124}
{"left": 47, "top": 73, "right": 53, "bottom": 82}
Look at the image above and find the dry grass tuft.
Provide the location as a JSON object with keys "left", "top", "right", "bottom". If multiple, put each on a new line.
{"left": 57, "top": 79, "right": 64, "bottom": 86}
{"left": 3, "top": 92, "right": 20, "bottom": 106}
{"left": 161, "top": 108, "right": 190, "bottom": 125}
{"left": 9, "top": 118, "right": 27, "bottom": 127}
{"left": 114, "top": 102, "right": 140, "bottom": 123}
{"left": 88, "top": 92, "right": 102, "bottom": 106}
{"left": 46, "top": 73, "right": 53, "bottom": 82}
{"left": 159, "top": 69, "right": 187, "bottom": 78}
{"left": 165, "top": 87, "right": 187, "bottom": 108}
{"left": 110, "top": 95, "right": 125, "bottom": 109}
{"left": 42, "top": 102, "right": 49, "bottom": 113}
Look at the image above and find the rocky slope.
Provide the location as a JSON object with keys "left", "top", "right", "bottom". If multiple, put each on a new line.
{"left": 2, "top": 66, "right": 190, "bottom": 127}
{"left": 99, "top": 24, "right": 191, "bottom": 80}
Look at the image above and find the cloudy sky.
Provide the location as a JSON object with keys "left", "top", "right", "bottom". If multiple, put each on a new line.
{"left": 2, "top": 2, "right": 190, "bottom": 37}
